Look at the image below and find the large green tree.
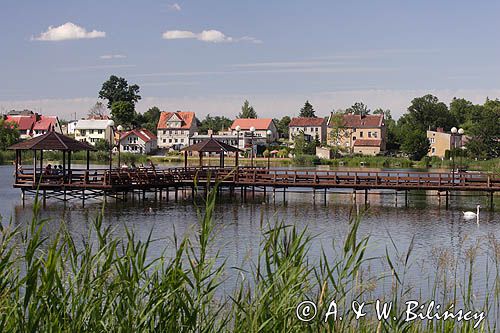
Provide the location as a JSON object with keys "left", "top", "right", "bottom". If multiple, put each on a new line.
{"left": 136, "top": 106, "right": 161, "bottom": 134}
{"left": 275, "top": 116, "right": 291, "bottom": 138}
{"left": 293, "top": 131, "right": 316, "bottom": 155}
{"left": 328, "top": 111, "right": 348, "bottom": 147}
{"left": 373, "top": 108, "right": 399, "bottom": 151}
{"left": 111, "top": 101, "right": 137, "bottom": 127}
{"left": 346, "top": 102, "right": 370, "bottom": 116}
{"left": 199, "top": 114, "right": 233, "bottom": 134}
{"left": 99, "top": 75, "right": 141, "bottom": 109}
{"left": 407, "top": 94, "right": 457, "bottom": 131}
{"left": 466, "top": 99, "right": 500, "bottom": 158}
{"left": 398, "top": 121, "right": 430, "bottom": 160}
{"left": 299, "top": 100, "right": 316, "bottom": 118}
{"left": 0, "top": 119, "right": 20, "bottom": 150}
{"left": 238, "top": 100, "right": 257, "bottom": 118}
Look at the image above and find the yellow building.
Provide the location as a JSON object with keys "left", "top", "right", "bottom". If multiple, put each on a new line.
{"left": 427, "top": 128, "right": 463, "bottom": 158}
{"left": 326, "top": 114, "right": 386, "bottom": 155}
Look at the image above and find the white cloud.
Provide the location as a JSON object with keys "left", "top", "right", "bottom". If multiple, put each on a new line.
{"left": 168, "top": 3, "right": 182, "bottom": 11}
{"left": 32, "top": 22, "right": 105, "bottom": 41}
{"left": 162, "top": 29, "right": 259, "bottom": 43}
{"left": 57, "top": 64, "right": 136, "bottom": 72}
{"left": 99, "top": 54, "right": 126, "bottom": 59}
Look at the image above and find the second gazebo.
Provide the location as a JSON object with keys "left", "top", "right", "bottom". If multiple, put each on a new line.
{"left": 181, "top": 138, "right": 242, "bottom": 168}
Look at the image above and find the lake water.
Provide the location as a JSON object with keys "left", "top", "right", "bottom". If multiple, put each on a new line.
{"left": 1, "top": 164, "right": 499, "bottom": 307}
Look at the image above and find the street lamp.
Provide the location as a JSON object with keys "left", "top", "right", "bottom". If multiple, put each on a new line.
{"left": 107, "top": 119, "right": 115, "bottom": 184}
{"left": 266, "top": 129, "right": 272, "bottom": 170}
{"left": 235, "top": 125, "right": 241, "bottom": 167}
{"left": 450, "top": 126, "right": 464, "bottom": 185}
{"left": 250, "top": 126, "right": 255, "bottom": 167}
{"left": 117, "top": 125, "right": 124, "bottom": 168}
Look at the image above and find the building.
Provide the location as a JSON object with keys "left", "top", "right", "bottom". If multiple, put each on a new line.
{"left": 119, "top": 128, "right": 157, "bottom": 154}
{"left": 32, "top": 116, "right": 62, "bottom": 137}
{"left": 224, "top": 118, "right": 279, "bottom": 148}
{"left": 189, "top": 131, "right": 239, "bottom": 148}
{"left": 288, "top": 117, "right": 327, "bottom": 144}
{"left": 326, "top": 113, "right": 386, "bottom": 156}
{"left": 74, "top": 119, "right": 114, "bottom": 145}
{"left": 427, "top": 128, "right": 464, "bottom": 158}
{"left": 66, "top": 120, "right": 78, "bottom": 135}
{"left": 157, "top": 111, "right": 197, "bottom": 150}
{"left": 4, "top": 111, "right": 62, "bottom": 139}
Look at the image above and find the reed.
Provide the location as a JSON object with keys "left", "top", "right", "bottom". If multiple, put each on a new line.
{"left": 0, "top": 184, "right": 497, "bottom": 332}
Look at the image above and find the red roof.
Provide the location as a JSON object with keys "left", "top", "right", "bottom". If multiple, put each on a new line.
{"left": 5, "top": 115, "right": 36, "bottom": 131}
{"left": 33, "top": 116, "right": 58, "bottom": 131}
{"left": 120, "top": 128, "right": 157, "bottom": 143}
{"left": 230, "top": 118, "right": 274, "bottom": 130}
{"left": 157, "top": 111, "right": 195, "bottom": 129}
{"left": 289, "top": 117, "right": 326, "bottom": 127}
{"left": 353, "top": 139, "right": 382, "bottom": 147}
{"left": 341, "top": 114, "right": 384, "bottom": 128}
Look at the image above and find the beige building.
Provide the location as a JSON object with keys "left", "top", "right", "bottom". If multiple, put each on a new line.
{"left": 74, "top": 119, "right": 114, "bottom": 145}
{"left": 427, "top": 128, "right": 463, "bottom": 158}
{"left": 288, "top": 117, "right": 327, "bottom": 144}
{"left": 157, "top": 111, "right": 197, "bottom": 150}
{"left": 326, "top": 114, "right": 386, "bottom": 155}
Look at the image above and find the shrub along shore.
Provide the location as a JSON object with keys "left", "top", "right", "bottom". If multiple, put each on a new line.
{"left": 0, "top": 182, "right": 497, "bottom": 331}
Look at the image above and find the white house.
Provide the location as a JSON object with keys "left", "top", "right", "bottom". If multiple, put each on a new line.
{"left": 74, "top": 119, "right": 114, "bottom": 145}
{"left": 119, "top": 128, "right": 157, "bottom": 154}
{"left": 288, "top": 117, "right": 327, "bottom": 144}
{"left": 157, "top": 111, "right": 197, "bottom": 150}
{"left": 67, "top": 120, "right": 78, "bottom": 135}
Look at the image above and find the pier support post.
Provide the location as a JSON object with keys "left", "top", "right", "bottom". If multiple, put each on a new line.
{"left": 283, "top": 187, "right": 286, "bottom": 203}
{"left": 445, "top": 191, "right": 449, "bottom": 209}
{"left": 82, "top": 190, "right": 85, "bottom": 207}
{"left": 364, "top": 189, "right": 368, "bottom": 205}
{"left": 395, "top": 190, "right": 398, "bottom": 207}
{"left": 490, "top": 192, "right": 494, "bottom": 211}
{"left": 405, "top": 190, "right": 408, "bottom": 207}
{"left": 142, "top": 189, "right": 146, "bottom": 202}
{"left": 43, "top": 190, "right": 46, "bottom": 208}
{"left": 312, "top": 188, "right": 316, "bottom": 204}
{"left": 324, "top": 188, "right": 327, "bottom": 205}
{"left": 166, "top": 186, "right": 169, "bottom": 202}
{"left": 252, "top": 186, "right": 255, "bottom": 200}
{"left": 273, "top": 187, "right": 276, "bottom": 204}
{"left": 175, "top": 187, "right": 178, "bottom": 202}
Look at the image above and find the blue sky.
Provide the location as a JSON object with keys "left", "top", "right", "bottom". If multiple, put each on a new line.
{"left": 1, "top": 0, "right": 500, "bottom": 120}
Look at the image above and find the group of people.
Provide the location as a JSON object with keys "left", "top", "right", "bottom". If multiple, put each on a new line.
{"left": 44, "top": 164, "right": 64, "bottom": 176}
{"left": 119, "top": 160, "right": 156, "bottom": 172}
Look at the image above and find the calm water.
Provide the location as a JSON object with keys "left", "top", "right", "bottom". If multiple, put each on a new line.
{"left": 1, "top": 164, "right": 499, "bottom": 302}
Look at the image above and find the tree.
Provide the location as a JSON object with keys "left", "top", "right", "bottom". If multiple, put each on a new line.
{"left": 238, "top": 100, "right": 257, "bottom": 118}
{"left": 399, "top": 125, "right": 430, "bottom": 160}
{"left": 293, "top": 131, "right": 316, "bottom": 155}
{"left": 0, "top": 119, "right": 20, "bottom": 150}
{"left": 346, "top": 102, "right": 370, "bottom": 116}
{"left": 299, "top": 100, "right": 316, "bottom": 118}
{"left": 94, "top": 138, "right": 110, "bottom": 151}
{"left": 111, "top": 101, "right": 137, "bottom": 127}
{"left": 199, "top": 114, "right": 233, "bottom": 134}
{"left": 449, "top": 98, "right": 475, "bottom": 125}
{"left": 373, "top": 108, "right": 391, "bottom": 120}
{"left": 275, "top": 116, "right": 291, "bottom": 138}
{"left": 466, "top": 99, "right": 500, "bottom": 158}
{"left": 136, "top": 106, "right": 161, "bottom": 134}
{"left": 407, "top": 94, "right": 456, "bottom": 131}
{"left": 99, "top": 75, "right": 141, "bottom": 109}
{"left": 374, "top": 109, "right": 399, "bottom": 151}
{"left": 88, "top": 101, "right": 107, "bottom": 118}
{"left": 328, "top": 111, "right": 348, "bottom": 147}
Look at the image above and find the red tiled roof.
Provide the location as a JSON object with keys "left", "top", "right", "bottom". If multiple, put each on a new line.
{"left": 120, "top": 128, "right": 157, "bottom": 143}
{"left": 157, "top": 111, "right": 195, "bottom": 129}
{"left": 230, "top": 118, "right": 273, "bottom": 130}
{"left": 353, "top": 139, "right": 382, "bottom": 147}
{"left": 341, "top": 114, "right": 383, "bottom": 128}
{"left": 5, "top": 115, "right": 36, "bottom": 131}
{"left": 33, "top": 116, "right": 58, "bottom": 131}
{"left": 289, "top": 117, "right": 326, "bottom": 127}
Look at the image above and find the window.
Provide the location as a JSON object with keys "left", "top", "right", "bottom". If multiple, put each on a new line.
{"left": 431, "top": 147, "right": 436, "bottom": 154}
{"left": 360, "top": 131, "right": 363, "bottom": 138}
{"left": 175, "top": 138, "right": 178, "bottom": 143}
{"left": 169, "top": 139, "right": 172, "bottom": 143}
{"left": 353, "top": 136, "right": 356, "bottom": 141}
{"left": 98, "top": 129, "right": 103, "bottom": 134}
{"left": 373, "top": 132, "right": 378, "bottom": 138}
{"left": 429, "top": 137, "right": 435, "bottom": 144}
{"left": 368, "top": 132, "right": 372, "bottom": 138}
{"left": 163, "top": 139, "right": 166, "bottom": 143}
{"left": 81, "top": 130, "right": 86, "bottom": 136}
{"left": 315, "top": 127, "right": 318, "bottom": 132}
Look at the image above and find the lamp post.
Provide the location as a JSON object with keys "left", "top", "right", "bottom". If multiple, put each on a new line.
{"left": 235, "top": 125, "right": 241, "bottom": 167}
{"left": 266, "top": 129, "right": 272, "bottom": 170}
{"left": 107, "top": 120, "right": 115, "bottom": 184}
{"left": 117, "top": 125, "right": 123, "bottom": 168}
{"left": 250, "top": 126, "right": 255, "bottom": 167}
{"left": 450, "top": 127, "right": 464, "bottom": 185}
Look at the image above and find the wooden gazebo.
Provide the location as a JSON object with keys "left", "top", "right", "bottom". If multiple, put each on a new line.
{"left": 8, "top": 131, "right": 96, "bottom": 186}
{"left": 181, "top": 138, "right": 242, "bottom": 168}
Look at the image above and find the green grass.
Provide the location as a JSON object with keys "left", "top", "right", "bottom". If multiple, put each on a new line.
{"left": 0, "top": 183, "right": 498, "bottom": 331}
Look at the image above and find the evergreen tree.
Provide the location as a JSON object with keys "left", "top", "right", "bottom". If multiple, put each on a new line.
{"left": 299, "top": 100, "right": 316, "bottom": 118}
{"left": 238, "top": 100, "right": 258, "bottom": 118}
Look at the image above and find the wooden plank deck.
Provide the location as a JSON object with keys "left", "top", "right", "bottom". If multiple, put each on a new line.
{"left": 14, "top": 166, "right": 500, "bottom": 192}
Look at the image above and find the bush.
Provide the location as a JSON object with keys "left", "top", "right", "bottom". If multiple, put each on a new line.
{"left": 291, "top": 154, "right": 320, "bottom": 165}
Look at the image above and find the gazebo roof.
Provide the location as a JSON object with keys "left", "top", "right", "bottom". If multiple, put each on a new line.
{"left": 182, "top": 138, "right": 242, "bottom": 153}
{"left": 8, "top": 131, "right": 96, "bottom": 151}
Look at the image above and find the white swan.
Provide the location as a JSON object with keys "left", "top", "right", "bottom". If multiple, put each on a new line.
{"left": 463, "top": 204, "right": 480, "bottom": 220}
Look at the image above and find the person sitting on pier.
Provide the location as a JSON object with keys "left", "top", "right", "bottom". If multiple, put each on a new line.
{"left": 148, "top": 160, "right": 156, "bottom": 171}
{"left": 130, "top": 162, "right": 137, "bottom": 171}
{"left": 44, "top": 164, "right": 52, "bottom": 175}
{"left": 121, "top": 163, "right": 129, "bottom": 169}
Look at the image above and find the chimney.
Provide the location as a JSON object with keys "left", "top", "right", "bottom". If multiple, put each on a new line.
{"left": 436, "top": 127, "right": 444, "bottom": 133}
{"left": 207, "top": 129, "right": 213, "bottom": 136}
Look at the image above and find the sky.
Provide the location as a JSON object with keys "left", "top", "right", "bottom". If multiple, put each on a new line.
{"left": 1, "top": 0, "right": 500, "bottom": 120}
